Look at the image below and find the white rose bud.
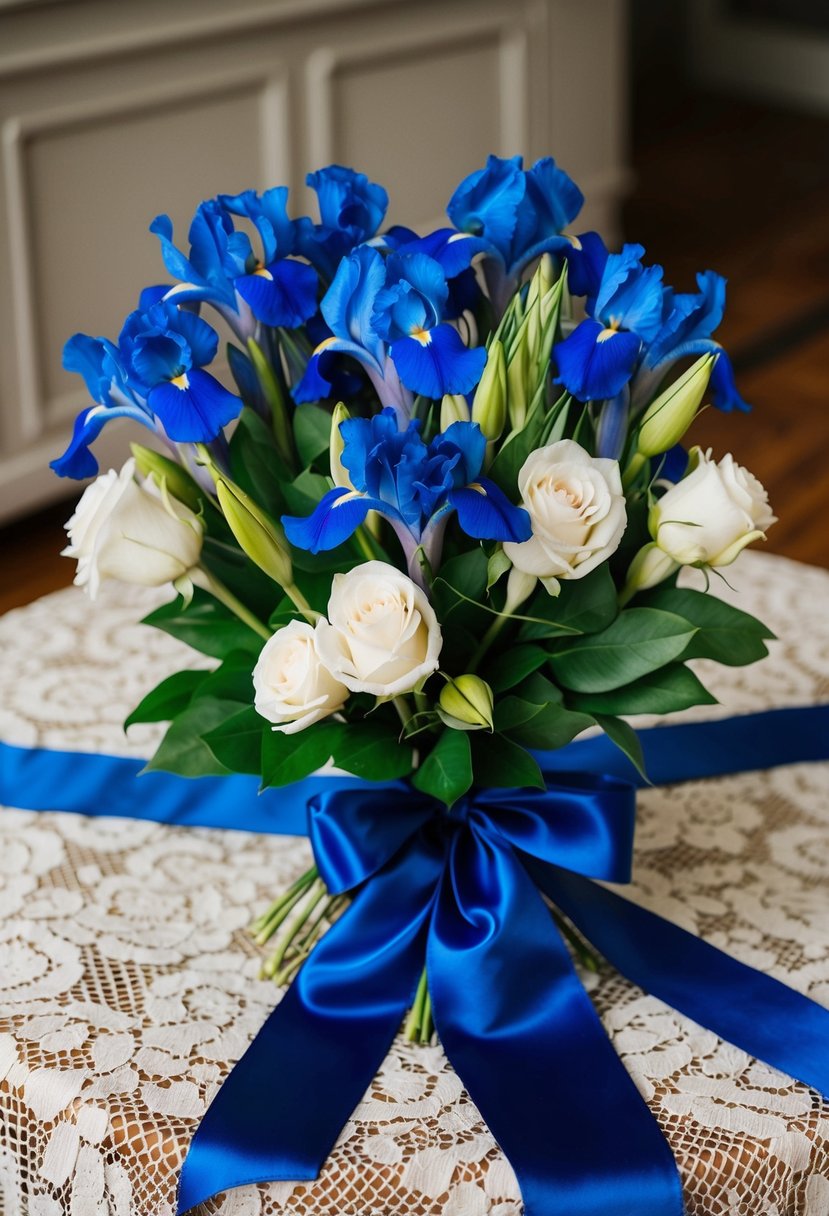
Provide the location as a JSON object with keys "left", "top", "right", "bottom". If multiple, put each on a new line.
{"left": 253, "top": 620, "right": 348, "bottom": 734}
{"left": 63, "top": 458, "right": 203, "bottom": 599}
{"left": 651, "top": 447, "right": 776, "bottom": 568}
{"left": 503, "top": 439, "right": 627, "bottom": 594}
{"left": 315, "top": 560, "right": 442, "bottom": 697}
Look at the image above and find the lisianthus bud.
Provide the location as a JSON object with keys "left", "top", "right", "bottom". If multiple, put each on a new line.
{"left": 438, "top": 674, "right": 495, "bottom": 732}
{"left": 636, "top": 353, "right": 716, "bottom": 459}
{"left": 330, "top": 402, "right": 352, "bottom": 489}
{"left": 471, "top": 341, "right": 507, "bottom": 441}
{"left": 440, "top": 393, "right": 471, "bottom": 429}
{"left": 130, "top": 444, "right": 202, "bottom": 512}
{"left": 215, "top": 476, "right": 293, "bottom": 588}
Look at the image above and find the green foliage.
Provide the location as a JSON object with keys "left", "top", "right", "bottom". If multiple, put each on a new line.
{"left": 638, "top": 587, "right": 774, "bottom": 666}
{"left": 333, "top": 724, "right": 414, "bottom": 781}
{"left": 142, "top": 589, "right": 264, "bottom": 660}
{"left": 261, "top": 721, "right": 344, "bottom": 788}
{"left": 124, "top": 670, "right": 209, "bottom": 730}
{"left": 412, "top": 729, "right": 473, "bottom": 806}
{"left": 471, "top": 733, "right": 544, "bottom": 790}
{"left": 567, "top": 664, "right": 716, "bottom": 716}
{"left": 519, "top": 565, "right": 618, "bottom": 641}
{"left": 294, "top": 404, "right": 333, "bottom": 468}
{"left": 592, "top": 713, "right": 648, "bottom": 780}
{"left": 202, "top": 706, "right": 265, "bottom": 774}
{"left": 547, "top": 608, "right": 698, "bottom": 693}
{"left": 145, "top": 697, "right": 241, "bottom": 777}
{"left": 486, "top": 644, "right": 549, "bottom": 692}
{"left": 228, "top": 407, "right": 292, "bottom": 518}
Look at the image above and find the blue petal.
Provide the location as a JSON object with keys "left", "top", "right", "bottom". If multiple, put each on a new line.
{"left": 50, "top": 403, "right": 155, "bottom": 479}
{"left": 396, "top": 228, "right": 491, "bottom": 278}
{"left": 594, "top": 387, "right": 630, "bottom": 460}
{"left": 148, "top": 368, "right": 241, "bottom": 441}
{"left": 644, "top": 270, "right": 727, "bottom": 368}
{"left": 149, "top": 215, "right": 198, "bottom": 284}
{"left": 562, "top": 232, "right": 609, "bottom": 300}
{"left": 291, "top": 348, "right": 336, "bottom": 403}
{"left": 320, "top": 246, "right": 386, "bottom": 367}
{"left": 235, "top": 259, "right": 319, "bottom": 328}
{"left": 167, "top": 307, "right": 220, "bottom": 369}
{"left": 130, "top": 332, "right": 191, "bottom": 388}
{"left": 430, "top": 421, "right": 486, "bottom": 486}
{"left": 306, "top": 165, "right": 388, "bottom": 237}
{"left": 391, "top": 324, "right": 486, "bottom": 399}
{"left": 139, "top": 285, "right": 170, "bottom": 312}
{"left": 447, "top": 155, "right": 525, "bottom": 263}
{"left": 449, "top": 477, "right": 532, "bottom": 542}
{"left": 62, "top": 334, "right": 123, "bottom": 405}
{"left": 594, "top": 245, "right": 664, "bottom": 342}
{"left": 710, "top": 348, "right": 750, "bottom": 413}
{"left": 657, "top": 444, "right": 689, "bottom": 483}
{"left": 554, "top": 318, "right": 641, "bottom": 402}
{"left": 505, "top": 156, "right": 584, "bottom": 274}
{"left": 282, "top": 487, "right": 379, "bottom": 553}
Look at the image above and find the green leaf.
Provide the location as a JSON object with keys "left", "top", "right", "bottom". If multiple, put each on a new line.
{"left": 547, "top": 608, "right": 697, "bottom": 693}
{"left": 471, "top": 733, "right": 545, "bottom": 790}
{"left": 486, "top": 546, "right": 511, "bottom": 591}
{"left": 141, "top": 589, "right": 263, "bottom": 661}
{"left": 333, "top": 724, "right": 414, "bottom": 781}
{"left": 638, "top": 587, "right": 774, "bottom": 666}
{"left": 412, "top": 729, "right": 472, "bottom": 806}
{"left": 567, "top": 664, "right": 716, "bottom": 716}
{"left": 281, "top": 469, "right": 333, "bottom": 516}
{"left": 434, "top": 548, "right": 488, "bottom": 604}
{"left": 293, "top": 403, "right": 332, "bottom": 467}
{"left": 501, "top": 701, "right": 595, "bottom": 750}
{"left": 228, "top": 407, "right": 291, "bottom": 518}
{"left": 487, "top": 645, "right": 550, "bottom": 692}
{"left": 519, "top": 565, "right": 618, "bottom": 641}
{"left": 488, "top": 391, "right": 546, "bottom": 494}
{"left": 261, "top": 721, "right": 345, "bottom": 788}
{"left": 202, "top": 706, "right": 265, "bottom": 774}
{"left": 145, "top": 698, "right": 240, "bottom": 777}
{"left": 124, "top": 670, "right": 209, "bottom": 730}
{"left": 191, "top": 652, "right": 254, "bottom": 704}
{"left": 593, "top": 713, "right": 648, "bottom": 781}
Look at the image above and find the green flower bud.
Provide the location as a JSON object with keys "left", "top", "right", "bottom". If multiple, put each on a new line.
{"left": 130, "top": 443, "right": 202, "bottom": 512}
{"left": 619, "top": 542, "right": 679, "bottom": 605}
{"left": 330, "top": 402, "right": 352, "bottom": 489}
{"left": 438, "top": 674, "right": 495, "bottom": 732}
{"left": 637, "top": 353, "right": 716, "bottom": 458}
{"left": 471, "top": 341, "right": 507, "bottom": 441}
{"left": 440, "top": 393, "right": 471, "bottom": 430}
{"left": 215, "top": 476, "right": 293, "bottom": 588}
{"left": 506, "top": 338, "right": 530, "bottom": 430}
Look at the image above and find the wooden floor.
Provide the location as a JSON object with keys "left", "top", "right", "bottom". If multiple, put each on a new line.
{"left": 1, "top": 89, "right": 827, "bottom": 616}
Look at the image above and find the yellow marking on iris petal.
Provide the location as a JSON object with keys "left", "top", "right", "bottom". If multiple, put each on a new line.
{"left": 410, "top": 327, "right": 432, "bottom": 346}
{"left": 467, "top": 482, "right": 487, "bottom": 496}
{"left": 171, "top": 373, "right": 190, "bottom": 390}
{"left": 596, "top": 326, "right": 620, "bottom": 343}
{"left": 253, "top": 266, "right": 274, "bottom": 281}
{"left": 315, "top": 336, "right": 338, "bottom": 354}
{"left": 331, "top": 490, "right": 365, "bottom": 508}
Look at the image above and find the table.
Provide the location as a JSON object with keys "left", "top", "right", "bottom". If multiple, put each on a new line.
{"left": 1, "top": 551, "right": 827, "bottom": 1215}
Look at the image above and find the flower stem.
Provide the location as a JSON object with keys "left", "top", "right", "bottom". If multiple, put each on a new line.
{"left": 251, "top": 866, "right": 318, "bottom": 944}
{"left": 468, "top": 612, "right": 509, "bottom": 671}
{"left": 550, "top": 907, "right": 601, "bottom": 973}
{"left": 404, "top": 966, "right": 434, "bottom": 1043}
{"left": 193, "top": 567, "right": 271, "bottom": 641}
{"left": 392, "top": 696, "right": 414, "bottom": 731}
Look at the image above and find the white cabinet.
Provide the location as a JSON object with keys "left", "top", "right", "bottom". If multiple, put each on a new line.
{"left": 0, "top": 0, "right": 629, "bottom": 522}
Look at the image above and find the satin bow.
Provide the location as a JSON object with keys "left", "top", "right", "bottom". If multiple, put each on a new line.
{"left": 177, "top": 737, "right": 829, "bottom": 1216}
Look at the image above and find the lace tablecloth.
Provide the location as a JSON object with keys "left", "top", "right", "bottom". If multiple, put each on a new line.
{"left": 0, "top": 551, "right": 827, "bottom": 1216}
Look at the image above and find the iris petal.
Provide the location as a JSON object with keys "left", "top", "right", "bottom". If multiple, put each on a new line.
{"left": 148, "top": 368, "right": 241, "bottom": 441}
{"left": 236, "top": 259, "right": 319, "bottom": 328}
{"left": 449, "top": 477, "right": 532, "bottom": 542}
{"left": 554, "top": 318, "right": 642, "bottom": 402}
{"left": 50, "top": 403, "right": 155, "bottom": 479}
{"left": 390, "top": 324, "right": 486, "bottom": 399}
{"left": 283, "top": 487, "right": 383, "bottom": 553}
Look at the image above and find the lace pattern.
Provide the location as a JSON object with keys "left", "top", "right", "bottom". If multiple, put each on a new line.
{"left": 0, "top": 551, "right": 827, "bottom": 1215}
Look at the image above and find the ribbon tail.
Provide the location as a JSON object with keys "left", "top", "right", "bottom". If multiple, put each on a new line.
{"left": 429, "top": 827, "right": 684, "bottom": 1216}
{"left": 177, "top": 834, "right": 442, "bottom": 1213}
{"left": 541, "top": 865, "right": 829, "bottom": 1100}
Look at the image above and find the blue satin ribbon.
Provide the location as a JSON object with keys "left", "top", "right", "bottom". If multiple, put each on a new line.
{"left": 2, "top": 703, "right": 828, "bottom": 1216}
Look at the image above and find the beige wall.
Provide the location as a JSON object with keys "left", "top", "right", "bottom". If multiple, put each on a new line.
{"left": 0, "top": 0, "right": 629, "bottom": 522}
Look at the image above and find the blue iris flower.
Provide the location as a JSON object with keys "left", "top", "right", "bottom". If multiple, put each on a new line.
{"left": 151, "top": 193, "right": 317, "bottom": 338}
{"left": 447, "top": 155, "right": 583, "bottom": 308}
{"left": 554, "top": 244, "right": 665, "bottom": 402}
{"left": 293, "top": 247, "right": 487, "bottom": 414}
{"left": 51, "top": 334, "right": 155, "bottom": 479}
{"left": 296, "top": 165, "right": 389, "bottom": 280}
{"left": 282, "top": 409, "right": 530, "bottom": 560}
{"left": 118, "top": 298, "right": 241, "bottom": 441}
{"left": 638, "top": 271, "right": 749, "bottom": 412}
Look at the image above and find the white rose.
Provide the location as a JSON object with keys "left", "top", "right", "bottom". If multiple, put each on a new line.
{"left": 503, "top": 439, "right": 627, "bottom": 592}
{"left": 315, "top": 561, "right": 442, "bottom": 697}
{"left": 652, "top": 447, "right": 775, "bottom": 567}
{"left": 63, "top": 458, "right": 203, "bottom": 599}
{"left": 253, "top": 620, "right": 348, "bottom": 734}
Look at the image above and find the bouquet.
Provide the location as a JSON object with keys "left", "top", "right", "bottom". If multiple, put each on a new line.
{"left": 53, "top": 154, "right": 776, "bottom": 1034}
